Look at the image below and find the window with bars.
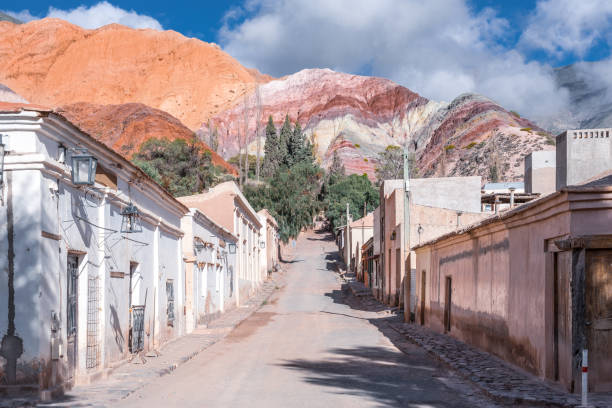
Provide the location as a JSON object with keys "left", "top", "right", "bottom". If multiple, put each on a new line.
{"left": 86, "top": 275, "right": 100, "bottom": 369}
{"left": 166, "top": 280, "right": 175, "bottom": 327}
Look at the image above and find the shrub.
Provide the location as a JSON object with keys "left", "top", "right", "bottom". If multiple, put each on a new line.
{"left": 445, "top": 144, "right": 456, "bottom": 151}
{"left": 545, "top": 136, "right": 556, "bottom": 145}
{"left": 363, "top": 158, "right": 369, "bottom": 162}
{"left": 520, "top": 127, "right": 533, "bottom": 133}
{"left": 464, "top": 142, "right": 477, "bottom": 149}
{"left": 510, "top": 111, "right": 520, "bottom": 118}
{"left": 354, "top": 143, "right": 361, "bottom": 148}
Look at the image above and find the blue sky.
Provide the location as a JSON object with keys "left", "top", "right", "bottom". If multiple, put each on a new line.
{"left": 6, "top": 0, "right": 606, "bottom": 67}
{"left": 5, "top": 1, "right": 612, "bottom": 121}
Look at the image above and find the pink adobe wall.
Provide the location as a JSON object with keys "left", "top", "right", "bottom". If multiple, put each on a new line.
{"left": 415, "top": 188, "right": 612, "bottom": 386}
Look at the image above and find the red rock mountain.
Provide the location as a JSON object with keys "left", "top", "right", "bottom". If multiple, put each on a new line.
{"left": 0, "top": 18, "right": 553, "bottom": 182}
{"left": 56, "top": 103, "right": 238, "bottom": 175}
{"left": 0, "top": 18, "right": 267, "bottom": 129}
{"left": 205, "top": 69, "right": 553, "bottom": 181}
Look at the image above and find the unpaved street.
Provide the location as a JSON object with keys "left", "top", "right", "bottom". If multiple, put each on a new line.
{"left": 118, "top": 230, "right": 498, "bottom": 408}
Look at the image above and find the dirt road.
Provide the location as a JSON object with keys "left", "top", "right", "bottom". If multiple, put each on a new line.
{"left": 118, "top": 230, "right": 498, "bottom": 407}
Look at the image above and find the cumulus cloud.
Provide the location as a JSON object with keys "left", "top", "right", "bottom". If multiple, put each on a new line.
{"left": 4, "top": 1, "right": 162, "bottom": 30}
{"left": 519, "top": 0, "right": 612, "bottom": 59}
{"left": 218, "top": 0, "right": 612, "bottom": 123}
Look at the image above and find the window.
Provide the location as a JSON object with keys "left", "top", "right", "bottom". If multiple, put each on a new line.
{"left": 166, "top": 280, "right": 175, "bottom": 327}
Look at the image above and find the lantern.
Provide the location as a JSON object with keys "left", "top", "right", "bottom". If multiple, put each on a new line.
{"left": 259, "top": 240, "right": 265, "bottom": 249}
{"left": 120, "top": 202, "right": 143, "bottom": 233}
{"left": 71, "top": 148, "right": 97, "bottom": 185}
{"left": 228, "top": 243, "right": 237, "bottom": 254}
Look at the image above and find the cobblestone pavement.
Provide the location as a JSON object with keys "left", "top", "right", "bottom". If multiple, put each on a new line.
{"left": 344, "top": 278, "right": 612, "bottom": 408}
{"left": 1, "top": 271, "right": 286, "bottom": 408}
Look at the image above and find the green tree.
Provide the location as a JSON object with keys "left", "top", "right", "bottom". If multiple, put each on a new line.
{"left": 132, "top": 138, "right": 228, "bottom": 197}
{"left": 244, "top": 162, "right": 323, "bottom": 242}
{"left": 279, "top": 114, "right": 292, "bottom": 166}
{"left": 287, "top": 122, "right": 312, "bottom": 166}
{"left": 323, "top": 174, "right": 379, "bottom": 231}
{"left": 262, "top": 116, "right": 280, "bottom": 177}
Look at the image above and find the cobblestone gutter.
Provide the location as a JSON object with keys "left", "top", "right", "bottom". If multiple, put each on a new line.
{"left": 346, "top": 278, "right": 612, "bottom": 408}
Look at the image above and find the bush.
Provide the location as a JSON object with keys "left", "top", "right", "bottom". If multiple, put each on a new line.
{"left": 520, "top": 127, "right": 533, "bottom": 133}
{"left": 464, "top": 142, "right": 477, "bottom": 149}
{"left": 354, "top": 143, "right": 361, "bottom": 148}
{"left": 445, "top": 144, "right": 456, "bottom": 151}
{"left": 323, "top": 174, "right": 379, "bottom": 231}
{"left": 510, "top": 111, "right": 520, "bottom": 118}
{"left": 132, "top": 138, "right": 229, "bottom": 197}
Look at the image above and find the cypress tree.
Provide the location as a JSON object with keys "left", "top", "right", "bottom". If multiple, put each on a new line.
{"left": 288, "top": 122, "right": 305, "bottom": 166}
{"left": 262, "top": 116, "right": 279, "bottom": 177}
{"left": 279, "top": 114, "right": 292, "bottom": 166}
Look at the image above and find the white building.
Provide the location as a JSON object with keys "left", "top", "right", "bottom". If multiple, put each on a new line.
{"left": 181, "top": 209, "right": 238, "bottom": 331}
{"left": 0, "top": 103, "right": 187, "bottom": 390}
{"left": 178, "top": 181, "right": 264, "bottom": 305}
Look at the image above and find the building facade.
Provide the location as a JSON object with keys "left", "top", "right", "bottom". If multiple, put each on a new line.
{"left": 378, "top": 177, "right": 484, "bottom": 308}
{"left": 178, "top": 182, "right": 264, "bottom": 306}
{"left": 556, "top": 128, "right": 611, "bottom": 190}
{"left": 413, "top": 179, "right": 612, "bottom": 392}
{"left": 258, "top": 209, "right": 279, "bottom": 278}
{"left": 181, "top": 209, "right": 238, "bottom": 331}
{"left": 0, "top": 103, "right": 187, "bottom": 390}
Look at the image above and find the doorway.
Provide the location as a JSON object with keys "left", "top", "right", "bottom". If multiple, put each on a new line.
{"left": 585, "top": 249, "right": 612, "bottom": 392}
{"left": 66, "top": 254, "right": 79, "bottom": 381}
{"left": 444, "top": 276, "right": 452, "bottom": 332}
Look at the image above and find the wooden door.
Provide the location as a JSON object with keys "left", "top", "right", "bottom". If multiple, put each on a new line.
{"left": 553, "top": 251, "right": 572, "bottom": 389}
{"left": 66, "top": 255, "right": 79, "bottom": 381}
{"left": 585, "top": 249, "right": 612, "bottom": 392}
{"left": 444, "top": 276, "right": 452, "bottom": 332}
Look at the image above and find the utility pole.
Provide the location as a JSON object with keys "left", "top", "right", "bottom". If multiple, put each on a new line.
{"left": 403, "top": 144, "right": 411, "bottom": 322}
{"left": 346, "top": 202, "right": 351, "bottom": 271}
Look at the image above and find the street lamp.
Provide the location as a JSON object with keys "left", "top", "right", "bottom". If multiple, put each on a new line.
{"left": 120, "top": 202, "right": 143, "bottom": 233}
{"left": 71, "top": 148, "right": 97, "bottom": 185}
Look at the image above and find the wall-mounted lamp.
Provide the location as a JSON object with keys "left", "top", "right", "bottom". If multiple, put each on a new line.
{"left": 417, "top": 224, "right": 424, "bottom": 235}
{"left": 71, "top": 148, "right": 97, "bottom": 185}
{"left": 57, "top": 144, "right": 67, "bottom": 164}
{"left": 259, "top": 240, "right": 265, "bottom": 249}
{"left": 120, "top": 202, "right": 143, "bottom": 233}
{"left": 228, "top": 243, "right": 237, "bottom": 254}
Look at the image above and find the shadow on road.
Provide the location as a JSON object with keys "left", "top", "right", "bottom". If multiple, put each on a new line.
{"left": 279, "top": 346, "right": 471, "bottom": 407}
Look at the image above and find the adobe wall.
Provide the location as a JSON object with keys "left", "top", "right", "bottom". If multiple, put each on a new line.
{"left": 525, "top": 150, "right": 556, "bottom": 194}
{"left": 415, "top": 189, "right": 612, "bottom": 382}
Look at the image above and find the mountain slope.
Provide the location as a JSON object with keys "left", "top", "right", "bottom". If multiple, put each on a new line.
{"left": 57, "top": 102, "right": 238, "bottom": 175}
{"left": 0, "top": 18, "right": 267, "bottom": 129}
{"left": 1, "top": 18, "right": 554, "bottom": 183}
{"left": 554, "top": 63, "right": 612, "bottom": 131}
{"left": 205, "top": 69, "right": 553, "bottom": 182}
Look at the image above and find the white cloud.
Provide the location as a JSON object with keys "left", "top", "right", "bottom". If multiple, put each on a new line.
{"left": 218, "top": 0, "right": 612, "bottom": 123}
{"left": 4, "top": 2, "right": 162, "bottom": 30}
{"left": 519, "top": 0, "right": 612, "bottom": 59}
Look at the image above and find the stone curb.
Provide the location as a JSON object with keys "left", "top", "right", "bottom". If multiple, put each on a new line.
{"left": 343, "top": 278, "right": 609, "bottom": 408}
{"left": 0, "top": 273, "right": 286, "bottom": 408}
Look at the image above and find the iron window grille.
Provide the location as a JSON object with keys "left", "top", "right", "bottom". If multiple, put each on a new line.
{"left": 166, "top": 280, "right": 175, "bottom": 327}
